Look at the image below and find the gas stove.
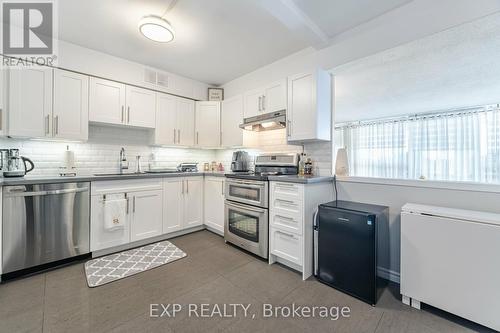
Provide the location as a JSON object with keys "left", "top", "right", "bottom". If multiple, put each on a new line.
{"left": 225, "top": 153, "right": 299, "bottom": 181}
{"left": 224, "top": 153, "right": 299, "bottom": 259}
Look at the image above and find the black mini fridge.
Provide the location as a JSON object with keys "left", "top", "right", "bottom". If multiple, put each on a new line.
{"left": 314, "top": 200, "right": 389, "bottom": 305}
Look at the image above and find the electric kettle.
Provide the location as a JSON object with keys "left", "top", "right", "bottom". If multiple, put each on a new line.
{"left": 3, "top": 149, "right": 35, "bottom": 177}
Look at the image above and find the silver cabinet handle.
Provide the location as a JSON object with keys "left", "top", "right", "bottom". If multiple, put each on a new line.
{"left": 133, "top": 196, "right": 136, "bottom": 213}
{"left": 121, "top": 106, "right": 125, "bottom": 123}
{"left": 196, "top": 132, "right": 199, "bottom": 145}
{"left": 221, "top": 181, "right": 224, "bottom": 196}
{"left": 125, "top": 193, "right": 129, "bottom": 214}
{"left": 181, "top": 180, "right": 184, "bottom": 194}
{"left": 276, "top": 215, "right": 295, "bottom": 221}
{"left": 0, "top": 108, "right": 2, "bottom": 130}
{"left": 287, "top": 120, "right": 292, "bottom": 137}
{"left": 173, "top": 128, "right": 176, "bottom": 144}
{"left": 54, "top": 115, "right": 59, "bottom": 135}
{"left": 127, "top": 106, "right": 130, "bottom": 123}
{"left": 45, "top": 115, "right": 50, "bottom": 135}
{"left": 276, "top": 230, "right": 296, "bottom": 239}
{"left": 186, "top": 180, "right": 189, "bottom": 194}
{"left": 178, "top": 129, "right": 181, "bottom": 144}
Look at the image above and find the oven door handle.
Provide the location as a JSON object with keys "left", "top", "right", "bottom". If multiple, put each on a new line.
{"left": 225, "top": 201, "right": 266, "bottom": 213}
{"left": 227, "top": 180, "right": 265, "bottom": 187}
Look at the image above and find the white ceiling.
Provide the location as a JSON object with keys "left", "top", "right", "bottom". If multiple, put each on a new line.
{"left": 334, "top": 11, "right": 500, "bottom": 123}
{"left": 58, "top": 0, "right": 411, "bottom": 85}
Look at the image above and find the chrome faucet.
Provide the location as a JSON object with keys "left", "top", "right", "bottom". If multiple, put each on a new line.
{"left": 119, "top": 147, "right": 129, "bottom": 173}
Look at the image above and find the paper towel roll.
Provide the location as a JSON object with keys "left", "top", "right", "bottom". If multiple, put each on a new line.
{"left": 63, "top": 149, "right": 75, "bottom": 169}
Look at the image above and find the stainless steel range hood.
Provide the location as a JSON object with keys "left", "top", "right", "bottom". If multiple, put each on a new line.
{"left": 239, "top": 110, "right": 286, "bottom": 132}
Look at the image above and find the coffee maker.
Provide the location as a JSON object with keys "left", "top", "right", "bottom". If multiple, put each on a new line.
{"left": 231, "top": 151, "right": 250, "bottom": 172}
{"left": 2, "top": 149, "right": 35, "bottom": 177}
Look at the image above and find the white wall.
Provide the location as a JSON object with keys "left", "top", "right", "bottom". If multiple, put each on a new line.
{"left": 57, "top": 40, "right": 209, "bottom": 100}
{"left": 337, "top": 178, "right": 500, "bottom": 281}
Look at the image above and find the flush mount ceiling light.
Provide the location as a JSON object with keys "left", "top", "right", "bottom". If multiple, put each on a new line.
{"left": 139, "top": 15, "right": 175, "bottom": 43}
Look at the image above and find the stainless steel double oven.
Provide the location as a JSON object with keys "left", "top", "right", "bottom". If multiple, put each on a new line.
{"left": 224, "top": 178, "right": 269, "bottom": 258}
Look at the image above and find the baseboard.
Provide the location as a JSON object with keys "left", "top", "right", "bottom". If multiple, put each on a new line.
{"left": 377, "top": 266, "right": 400, "bottom": 284}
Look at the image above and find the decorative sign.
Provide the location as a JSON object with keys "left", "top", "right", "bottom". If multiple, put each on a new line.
{"left": 208, "top": 88, "right": 224, "bottom": 101}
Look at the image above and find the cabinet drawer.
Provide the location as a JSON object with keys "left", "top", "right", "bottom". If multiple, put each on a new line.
{"left": 270, "top": 227, "right": 302, "bottom": 265}
{"left": 271, "top": 196, "right": 303, "bottom": 217}
{"left": 272, "top": 182, "right": 303, "bottom": 199}
{"left": 270, "top": 212, "right": 302, "bottom": 235}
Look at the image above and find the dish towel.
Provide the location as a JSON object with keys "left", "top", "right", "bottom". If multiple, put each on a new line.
{"left": 103, "top": 194, "right": 127, "bottom": 231}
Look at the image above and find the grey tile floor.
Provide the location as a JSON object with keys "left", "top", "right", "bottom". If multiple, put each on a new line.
{"left": 0, "top": 230, "right": 493, "bottom": 333}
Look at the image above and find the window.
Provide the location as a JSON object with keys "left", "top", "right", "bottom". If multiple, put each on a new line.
{"left": 335, "top": 106, "right": 500, "bottom": 183}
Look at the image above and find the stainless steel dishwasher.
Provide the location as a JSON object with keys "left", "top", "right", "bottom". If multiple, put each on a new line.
{"left": 2, "top": 182, "right": 90, "bottom": 275}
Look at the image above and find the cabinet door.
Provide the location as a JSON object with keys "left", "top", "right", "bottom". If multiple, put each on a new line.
{"left": 125, "top": 86, "right": 156, "bottom": 128}
{"left": 163, "top": 178, "right": 184, "bottom": 233}
{"left": 204, "top": 178, "right": 225, "bottom": 233}
{"left": 130, "top": 189, "right": 163, "bottom": 242}
{"left": 0, "top": 66, "right": 6, "bottom": 136}
{"left": 264, "top": 79, "right": 287, "bottom": 113}
{"left": 89, "top": 77, "right": 126, "bottom": 125}
{"left": 177, "top": 98, "right": 195, "bottom": 146}
{"left": 8, "top": 66, "right": 53, "bottom": 138}
{"left": 221, "top": 95, "right": 243, "bottom": 147}
{"left": 154, "top": 93, "right": 177, "bottom": 145}
{"left": 90, "top": 194, "right": 130, "bottom": 251}
{"left": 243, "top": 88, "right": 264, "bottom": 118}
{"left": 184, "top": 177, "right": 203, "bottom": 228}
{"left": 195, "top": 101, "right": 220, "bottom": 148}
{"left": 287, "top": 72, "right": 315, "bottom": 141}
{"left": 287, "top": 70, "right": 331, "bottom": 142}
{"left": 53, "top": 69, "right": 89, "bottom": 141}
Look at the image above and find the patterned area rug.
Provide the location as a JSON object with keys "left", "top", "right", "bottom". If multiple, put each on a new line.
{"left": 84, "top": 241, "right": 187, "bottom": 287}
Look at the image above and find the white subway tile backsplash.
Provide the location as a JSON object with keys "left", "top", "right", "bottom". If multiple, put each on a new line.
{"left": 0, "top": 125, "right": 332, "bottom": 177}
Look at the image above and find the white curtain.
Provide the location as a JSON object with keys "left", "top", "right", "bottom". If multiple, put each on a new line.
{"left": 335, "top": 108, "right": 500, "bottom": 183}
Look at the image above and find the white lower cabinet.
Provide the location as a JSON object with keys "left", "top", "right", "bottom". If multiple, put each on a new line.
{"left": 90, "top": 179, "right": 163, "bottom": 252}
{"left": 269, "top": 181, "right": 334, "bottom": 280}
{"left": 204, "top": 176, "right": 225, "bottom": 234}
{"left": 130, "top": 189, "right": 163, "bottom": 242}
{"left": 162, "top": 177, "right": 203, "bottom": 233}
{"left": 90, "top": 193, "right": 131, "bottom": 251}
{"left": 270, "top": 227, "right": 303, "bottom": 265}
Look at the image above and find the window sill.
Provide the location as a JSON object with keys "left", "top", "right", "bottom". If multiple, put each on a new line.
{"left": 336, "top": 176, "right": 500, "bottom": 194}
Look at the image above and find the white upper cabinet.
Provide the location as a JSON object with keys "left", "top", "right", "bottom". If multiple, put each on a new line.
{"left": 154, "top": 94, "right": 195, "bottom": 147}
{"left": 155, "top": 93, "right": 177, "bottom": 146}
{"left": 177, "top": 97, "right": 195, "bottom": 146}
{"left": 8, "top": 66, "right": 53, "bottom": 138}
{"left": 125, "top": 86, "right": 156, "bottom": 128}
{"left": 53, "top": 69, "right": 89, "bottom": 141}
{"left": 0, "top": 66, "right": 6, "bottom": 136}
{"left": 90, "top": 77, "right": 155, "bottom": 129}
{"left": 221, "top": 94, "right": 244, "bottom": 148}
{"left": 243, "top": 79, "right": 287, "bottom": 119}
{"left": 243, "top": 88, "right": 264, "bottom": 118}
{"left": 263, "top": 79, "right": 287, "bottom": 113}
{"left": 89, "top": 77, "right": 126, "bottom": 126}
{"left": 287, "top": 69, "right": 331, "bottom": 143}
{"left": 195, "top": 101, "right": 221, "bottom": 148}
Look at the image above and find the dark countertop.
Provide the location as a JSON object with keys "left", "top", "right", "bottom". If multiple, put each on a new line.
{"left": 0, "top": 171, "right": 226, "bottom": 186}
{"left": 267, "top": 175, "right": 335, "bottom": 184}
